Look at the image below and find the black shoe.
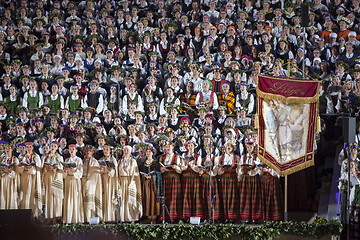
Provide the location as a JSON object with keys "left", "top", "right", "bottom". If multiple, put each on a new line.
{"left": 244, "top": 220, "right": 250, "bottom": 224}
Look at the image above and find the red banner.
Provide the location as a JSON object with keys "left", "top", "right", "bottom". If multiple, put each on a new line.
{"left": 256, "top": 75, "right": 320, "bottom": 176}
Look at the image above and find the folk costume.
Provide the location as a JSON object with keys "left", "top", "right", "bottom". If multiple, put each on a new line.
{"left": 63, "top": 154, "right": 84, "bottom": 224}
{"left": 237, "top": 143, "right": 262, "bottom": 221}
{"left": 260, "top": 166, "right": 284, "bottom": 221}
{"left": 217, "top": 143, "right": 240, "bottom": 220}
{"left": 82, "top": 152, "right": 103, "bottom": 223}
{"left": 0, "top": 153, "right": 19, "bottom": 209}
{"left": 181, "top": 150, "right": 203, "bottom": 219}
{"left": 218, "top": 91, "right": 236, "bottom": 114}
{"left": 117, "top": 146, "right": 143, "bottom": 222}
{"left": 18, "top": 148, "right": 43, "bottom": 218}
{"left": 138, "top": 151, "right": 161, "bottom": 222}
{"left": 160, "top": 144, "right": 183, "bottom": 220}
{"left": 42, "top": 151, "right": 64, "bottom": 220}
{"left": 200, "top": 153, "right": 221, "bottom": 220}
{"left": 100, "top": 153, "right": 118, "bottom": 222}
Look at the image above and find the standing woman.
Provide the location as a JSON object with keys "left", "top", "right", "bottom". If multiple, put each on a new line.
{"left": 260, "top": 164, "right": 284, "bottom": 221}
{"left": 181, "top": 139, "right": 203, "bottom": 220}
{"left": 42, "top": 141, "right": 64, "bottom": 223}
{"left": 82, "top": 145, "right": 103, "bottom": 223}
{"left": 159, "top": 141, "right": 183, "bottom": 221}
{"left": 118, "top": 145, "right": 143, "bottom": 222}
{"left": 138, "top": 144, "right": 161, "bottom": 223}
{"left": 217, "top": 141, "right": 240, "bottom": 222}
{"left": 237, "top": 141, "right": 262, "bottom": 223}
{"left": 0, "top": 142, "right": 19, "bottom": 209}
{"left": 63, "top": 144, "right": 84, "bottom": 224}
{"left": 200, "top": 143, "right": 221, "bottom": 221}
{"left": 100, "top": 144, "right": 118, "bottom": 222}
{"left": 18, "top": 142, "right": 43, "bottom": 218}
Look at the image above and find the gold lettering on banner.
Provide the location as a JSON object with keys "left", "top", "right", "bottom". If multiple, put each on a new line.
{"left": 268, "top": 82, "right": 305, "bottom": 96}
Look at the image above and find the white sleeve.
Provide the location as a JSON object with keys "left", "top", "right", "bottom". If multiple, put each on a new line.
{"left": 65, "top": 96, "right": 69, "bottom": 109}
{"left": 335, "top": 92, "right": 341, "bottom": 111}
{"left": 82, "top": 95, "right": 88, "bottom": 109}
{"left": 137, "top": 95, "right": 144, "bottom": 112}
{"left": 122, "top": 96, "right": 128, "bottom": 115}
{"left": 73, "top": 159, "right": 83, "bottom": 179}
{"left": 96, "top": 94, "right": 104, "bottom": 114}
{"left": 326, "top": 95, "right": 334, "bottom": 114}
{"left": 235, "top": 94, "right": 240, "bottom": 108}
{"left": 212, "top": 92, "right": 219, "bottom": 110}
{"left": 38, "top": 93, "right": 44, "bottom": 108}
{"left": 23, "top": 92, "right": 28, "bottom": 108}
{"left": 248, "top": 94, "right": 255, "bottom": 114}
{"left": 159, "top": 99, "right": 166, "bottom": 115}
{"left": 195, "top": 93, "right": 200, "bottom": 105}
{"left": 60, "top": 96, "right": 64, "bottom": 109}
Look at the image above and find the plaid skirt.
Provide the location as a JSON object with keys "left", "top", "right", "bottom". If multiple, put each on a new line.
{"left": 238, "top": 175, "right": 262, "bottom": 220}
{"left": 162, "top": 170, "right": 182, "bottom": 220}
{"left": 219, "top": 171, "right": 240, "bottom": 219}
{"left": 201, "top": 173, "right": 221, "bottom": 220}
{"left": 181, "top": 170, "right": 203, "bottom": 219}
{"left": 261, "top": 174, "right": 284, "bottom": 221}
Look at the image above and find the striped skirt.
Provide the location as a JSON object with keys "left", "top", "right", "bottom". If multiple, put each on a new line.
{"left": 261, "top": 174, "right": 284, "bottom": 221}
{"left": 238, "top": 175, "right": 262, "bottom": 220}
{"left": 181, "top": 170, "right": 203, "bottom": 219}
{"left": 201, "top": 174, "right": 221, "bottom": 220}
{"left": 162, "top": 171, "right": 182, "bottom": 220}
{"left": 219, "top": 171, "right": 240, "bottom": 219}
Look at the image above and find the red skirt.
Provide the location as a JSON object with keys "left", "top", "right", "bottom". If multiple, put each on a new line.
{"left": 181, "top": 170, "right": 203, "bottom": 219}
{"left": 261, "top": 173, "right": 284, "bottom": 221}
{"left": 201, "top": 173, "right": 221, "bottom": 220}
{"left": 219, "top": 170, "right": 240, "bottom": 219}
{"left": 238, "top": 175, "right": 262, "bottom": 220}
{"left": 162, "top": 170, "right": 182, "bottom": 220}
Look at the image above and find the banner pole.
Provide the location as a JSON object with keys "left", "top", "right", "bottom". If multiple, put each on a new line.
{"left": 285, "top": 175, "right": 288, "bottom": 221}
{"left": 284, "top": 63, "right": 290, "bottom": 222}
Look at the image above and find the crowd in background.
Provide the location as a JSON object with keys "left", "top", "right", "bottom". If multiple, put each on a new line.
{"left": 0, "top": 0, "right": 359, "bottom": 224}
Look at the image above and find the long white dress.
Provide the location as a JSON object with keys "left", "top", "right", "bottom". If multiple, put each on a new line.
{"left": 63, "top": 156, "right": 84, "bottom": 223}
{"left": 0, "top": 156, "right": 19, "bottom": 209}
{"left": 118, "top": 156, "right": 143, "bottom": 222}
{"left": 19, "top": 153, "right": 43, "bottom": 217}
{"left": 83, "top": 157, "right": 103, "bottom": 223}
{"left": 100, "top": 155, "right": 118, "bottom": 222}
{"left": 42, "top": 153, "right": 64, "bottom": 219}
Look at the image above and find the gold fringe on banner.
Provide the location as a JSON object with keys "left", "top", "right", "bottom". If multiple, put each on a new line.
{"left": 256, "top": 89, "right": 320, "bottom": 104}
{"left": 254, "top": 113, "right": 259, "bottom": 129}
{"left": 258, "top": 154, "right": 315, "bottom": 177}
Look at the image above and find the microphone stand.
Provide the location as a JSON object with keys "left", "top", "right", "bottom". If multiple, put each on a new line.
{"left": 150, "top": 169, "right": 172, "bottom": 223}
{"left": 158, "top": 164, "right": 173, "bottom": 223}
{"left": 207, "top": 146, "right": 215, "bottom": 225}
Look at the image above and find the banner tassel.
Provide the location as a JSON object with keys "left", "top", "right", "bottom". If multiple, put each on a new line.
{"left": 254, "top": 114, "right": 259, "bottom": 129}
{"left": 316, "top": 115, "right": 321, "bottom": 133}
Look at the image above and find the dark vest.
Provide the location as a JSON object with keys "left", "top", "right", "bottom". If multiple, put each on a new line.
{"left": 87, "top": 92, "right": 100, "bottom": 108}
